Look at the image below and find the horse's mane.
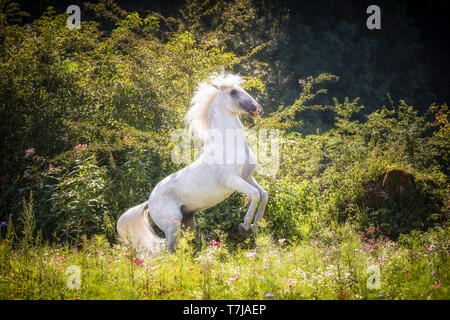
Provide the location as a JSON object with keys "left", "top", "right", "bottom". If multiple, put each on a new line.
{"left": 184, "top": 72, "right": 243, "bottom": 140}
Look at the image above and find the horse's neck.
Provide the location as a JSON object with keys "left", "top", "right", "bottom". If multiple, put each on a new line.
{"left": 205, "top": 100, "right": 247, "bottom": 145}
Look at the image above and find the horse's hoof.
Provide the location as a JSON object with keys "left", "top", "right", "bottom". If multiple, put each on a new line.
{"left": 238, "top": 223, "right": 248, "bottom": 238}
{"left": 248, "top": 223, "right": 258, "bottom": 234}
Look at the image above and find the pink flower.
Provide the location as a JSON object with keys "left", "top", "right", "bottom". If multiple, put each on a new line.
{"left": 433, "top": 283, "right": 441, "bottom": 289}
{"left": 170, "top": 219, "right": 178, "bottom": 224}
{"left": 51, "top": 259, "right": 61, "bottom": 266}
{"left": 212, "top": 242, "right": 222, "bottom": 246}
{"left": 47, "top": 164, "right": 58, "bottom": 174}
{"left": 378, "top": 257, "right": 388, "bottom": 262}
{"left": 134, "top": 259, "right": 143, "bottom": 264}
{"left": 24, "top": 148, "right": 35, "bottom": 159}
{"left": 269, "top": 174, "right": 276, "bottom": 179}
{"left": 74, "top": 144, "right": 87, "bottom": 157}
{"left": 426, "top": 245, "right": 435, "bottom": 251}
{"left": 228, "top": 276, "right": 239, "bottom": 282}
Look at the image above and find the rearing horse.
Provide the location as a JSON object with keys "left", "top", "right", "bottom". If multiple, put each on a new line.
{"left": 117, "top": 73, "right": 268, "bottom": 254}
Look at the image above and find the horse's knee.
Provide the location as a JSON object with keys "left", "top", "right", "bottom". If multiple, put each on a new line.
{"left": 250, "top": 189, "right": 260, "bottom": 202}
{"left": 260, "top": 190, "right": 268, "bottom": 202}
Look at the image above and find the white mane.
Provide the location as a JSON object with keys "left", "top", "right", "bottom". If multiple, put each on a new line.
{"left": 184, "top": 72, "right": 243, "bottom": 140}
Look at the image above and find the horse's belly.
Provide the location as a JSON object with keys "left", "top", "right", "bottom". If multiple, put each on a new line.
{"left": 180, "top": 185, "right": 234, "bottom": 212}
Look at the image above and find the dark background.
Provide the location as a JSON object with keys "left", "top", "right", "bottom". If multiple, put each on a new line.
{"left": 13, "top": 0, "right": 450, "bottom": 112}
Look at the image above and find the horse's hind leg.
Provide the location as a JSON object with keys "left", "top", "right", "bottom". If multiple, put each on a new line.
{"left": 148, "top": 200, "right": 182, "bottom": 252}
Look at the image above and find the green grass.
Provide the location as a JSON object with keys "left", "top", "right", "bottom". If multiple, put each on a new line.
{"left": 1, "top": 222, "right": 448, "bottom": 300}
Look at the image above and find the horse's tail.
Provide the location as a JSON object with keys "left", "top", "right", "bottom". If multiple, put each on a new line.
{"left": 117, "top": 202, "right": 164, "bottom": 255}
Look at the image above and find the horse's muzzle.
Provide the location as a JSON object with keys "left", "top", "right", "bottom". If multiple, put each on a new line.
{"left": 248, "top": 103, "right": 261, "bottom": 117}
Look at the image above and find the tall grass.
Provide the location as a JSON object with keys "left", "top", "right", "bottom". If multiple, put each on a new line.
{"left": 1, "top": 201, "right": 448, "bottom": 300}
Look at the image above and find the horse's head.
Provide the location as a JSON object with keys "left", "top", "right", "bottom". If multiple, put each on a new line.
{"left": 213, "top": 84, "right": 262, "bottom": 117}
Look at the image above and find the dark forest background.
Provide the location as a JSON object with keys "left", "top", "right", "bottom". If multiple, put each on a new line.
{"left": 13, "top": 0, "right": 450, "bottom": 113}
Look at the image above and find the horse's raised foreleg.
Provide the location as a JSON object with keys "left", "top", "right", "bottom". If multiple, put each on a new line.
{"left": 224, "top": 175, "right": 260, "bottom": 237}
{"left": 248, "top": 177, "right": 268, "bottom": 233}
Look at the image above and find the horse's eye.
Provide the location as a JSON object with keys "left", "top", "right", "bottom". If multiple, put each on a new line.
{"left": 230, "top": 89, "right": 237, "bottom": 95}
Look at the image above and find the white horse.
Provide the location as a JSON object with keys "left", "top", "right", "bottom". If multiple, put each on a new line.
{"left": 117, "top": 73, "right": 268, "bottom": 254}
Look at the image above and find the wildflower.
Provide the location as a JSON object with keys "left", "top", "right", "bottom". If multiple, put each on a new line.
{"left": 310, "top": 240, "right": 318, "bottom": 245}
{"left": 74, "top": 248, "right": 78, "bottom": 254}
{"left": 433, "top": 283, "right": 441, "bottom": 289}
{"left": 13, "top": 292, "right": 17, "bottom": 295}
{"left": 377, "top": 294, "right": 384, "bottom": 298}
{"left": 51, "top": 259, "right": 61, "bottom": 266}
{"left": 378, "top": 257, "right": 388, "bottom": 262}
{"left": 245, "top": 251, "right": 256, "bottom": 258}
{"left": 0, "top": 221, "right": 6, "bottom": 227}
{"left": 47, "top": 164, "right": 58, "bottom": 174}
{"left": 426, "top": 245, "right": 435, "bottom": 251}
{"left": 269, "top": 174, "right": 276, "bottom": 179}
{"left": 340, "top": 293, "right": 346, "bottom": 298}
{"left": 134, "top": 259, "right": 143, "bottom": 264}
{"left": 278, "top": 238, "right": 286, "bottom": 244}
{"left": 74, "top": 144, "right": 87, "bottom": 157}
{"left": 212, "top": 242, "right": 222, "bottom": 246}
{"left": 228, "top": 276, "right": 239, "bottom": 282}
{"left": 256, "top": 165, "right": 261, "bottom": 170}
{"left": 265, "top": 293, "right": 274, "bottom": 298}
{"left": 259, "top": 276, "right": 264, "bottom": 280}
{"left": 170, "top": 219, "right": 178, "bottom": 224}
{"left": 74, "top": 297, "right": 80, "bottom": 300}
{"left": 24, "top": 148, "right": 35, "bottom": 159}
